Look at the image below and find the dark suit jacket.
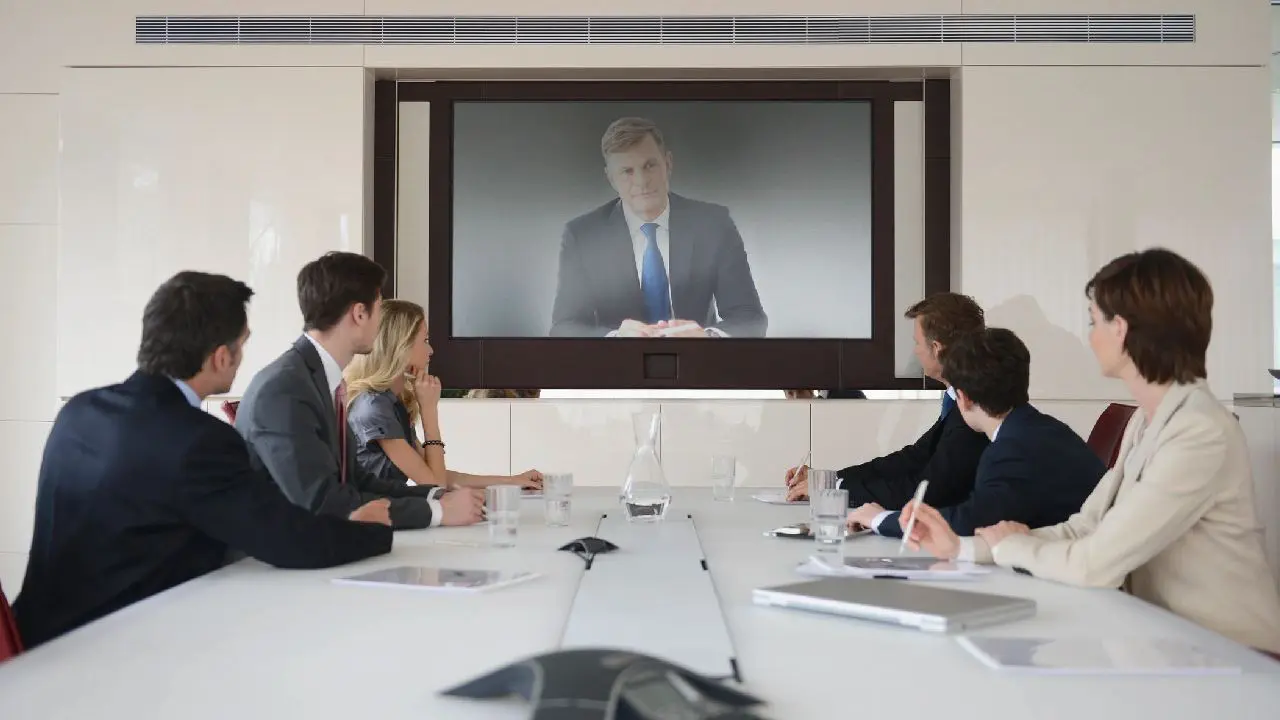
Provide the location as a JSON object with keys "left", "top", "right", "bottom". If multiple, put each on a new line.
{"left": 236, "top": 337, "right": 441, "bottom": 529}
{"left": 550, "top": 193, "right": 767, "bottom": 337}
{"left": 876, "top": 404, "right": 1106, "bottom": 538}
{"left": 838, "top": 399, "right": 988, "bottom": 509}
{"left": 13, "top": 372, "right": 391, "bottom": 649}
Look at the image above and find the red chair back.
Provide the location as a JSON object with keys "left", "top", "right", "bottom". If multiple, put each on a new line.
{"left": 221, "top": 400, "right": 240, "bottom": 423}
{"left": 0, "top": 580, "right": 22, "bottom": 662}
{"left": 1086, "top": 403, "right": 1138, "bottom": 469}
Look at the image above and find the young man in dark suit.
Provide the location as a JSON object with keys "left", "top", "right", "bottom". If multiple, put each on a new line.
{"left": 785, "top": 293, "right": 989, "bottom": 509}
{"left": 549, "top": 116, "right": 767, "bottom": 338}
{"left": 234, "top": 252, "right": 484, "bottom": 529}
{"left": 847, "top": 327, "right": 1105, "bottom": 538}
{"left": 14, "top": 272, "right": 393, "bottom": 649}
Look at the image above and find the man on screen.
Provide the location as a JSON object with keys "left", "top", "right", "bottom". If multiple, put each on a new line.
{"left": 549, "top": 117, "right": 767, "bottom": 338}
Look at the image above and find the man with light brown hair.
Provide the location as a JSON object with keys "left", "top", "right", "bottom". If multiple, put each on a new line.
{"left": 549, "top": 116, "right": 767, "bottom": 338}
{"left": 785, "top": 293, "right": 990, "bottom": 510}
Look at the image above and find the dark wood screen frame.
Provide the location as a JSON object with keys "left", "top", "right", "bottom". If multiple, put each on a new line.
{"left": 374, "top": 79, "right": 950, "bottom": 390}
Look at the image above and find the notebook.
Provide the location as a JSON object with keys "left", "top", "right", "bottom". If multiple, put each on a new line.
{"left": 753, "top": 577, "right": 1035, "bottom": 632}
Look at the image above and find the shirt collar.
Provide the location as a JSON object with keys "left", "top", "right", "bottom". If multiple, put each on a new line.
{"left": 945, "top": 386, "right": 957, "bottom": 401}
{"left": 622, "top": 197, "right": 671, "bottom": 241}
{"left": 990, "top": 420, "right": 1003, "bottom": 442}
{"left": 304, "top": 334, "right": 344, "bottom": 396}
{"left": 169, "top": 378, "right": 202, "bottom": 408}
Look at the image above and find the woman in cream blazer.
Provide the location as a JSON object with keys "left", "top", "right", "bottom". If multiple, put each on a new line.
{"left": 903, "top": 249, "right": 1280, "bottom": 655}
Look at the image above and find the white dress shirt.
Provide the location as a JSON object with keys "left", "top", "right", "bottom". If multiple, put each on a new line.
{"left": 304, "top": 334, "right": 443, "bottom": 526}
{"left": 304, "top": 334, "right": 344, "bottom": 401}
{"left": 170, "top": 378, "right": 201, "bottom": 409}
{"left": 609, "top": 197, "right": 728, "bottom": 337}
{"left": 622, "top": 200, "right": 672, "bottom": 296}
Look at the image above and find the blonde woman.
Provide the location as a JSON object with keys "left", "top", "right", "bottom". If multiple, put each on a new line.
{"left": 344, "top": 300, "right": 542, "bottom": 491}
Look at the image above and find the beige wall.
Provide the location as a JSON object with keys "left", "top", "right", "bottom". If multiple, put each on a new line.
{"left": 58, "top": 66, "right": 369, "bottom": 397}
{"left": 955, "top": 64, "right": 1272, "bottom": 401}
{"left": 0, "top": 0, "right": 1272, "bottom": 593}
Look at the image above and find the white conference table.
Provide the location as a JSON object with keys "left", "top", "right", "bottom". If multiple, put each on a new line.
{"left": 0, "top": 488, "right": 1277, "bottom": 719}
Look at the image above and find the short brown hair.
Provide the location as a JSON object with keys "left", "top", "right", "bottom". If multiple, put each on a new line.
{"left": 296, "top": 252, "right": 386, "bottom": 332}
{"left": 601, "top": 117, "right": 666, "bottom": 158}
{"left": 138, "top": 272, "right": 253, "bottom": 379}
{"left": 941, "top": 328, "right": 1030, "bottom": 416}
{"left": 904, "top": 293, "right": 985, "bottom": 348}
{"left": 1086, "top": 248, "right": 1211, "bottom": 384}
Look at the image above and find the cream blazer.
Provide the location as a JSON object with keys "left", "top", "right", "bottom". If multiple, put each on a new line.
{"left": 981, "top": 381, "right": 1280, "bottom": 654}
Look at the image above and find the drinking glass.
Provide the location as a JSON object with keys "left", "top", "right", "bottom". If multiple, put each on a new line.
{"left": 710, "top": 455, "right": 736, "bottom": 502}
{"left": 486, "top": 485, "right": 521, "bottom": 547}
{"left": 543, "top": 473, "right": 573, "bottom": 527}
{"left": 811, "top": 488, "right": 849, "bottom": 564}
{"left": 807, "top": 469, "right": 839, "bottom": 525}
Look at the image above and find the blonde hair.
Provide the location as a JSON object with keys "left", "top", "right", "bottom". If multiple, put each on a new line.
{"left": 344, "top": 299, "right": 426, "bottom": 427}
{"left": 464, "top": 388, "right": 541, "bottom": 399}
{"left": 601, "top": 117, "right": 666, "bottom": 158}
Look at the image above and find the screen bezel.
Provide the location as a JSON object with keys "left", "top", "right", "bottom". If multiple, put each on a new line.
{"left": 376, "top": 80, "right": 951, "bottom": 390}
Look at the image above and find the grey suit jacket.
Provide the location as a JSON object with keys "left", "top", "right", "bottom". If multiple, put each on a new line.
{"left": 983, "top": 381, "right": 1280, "bottom": 654}
{"left": 234, "top": 336, "right": 440, "bottom": 529}
{"left": 550, "top": 193, "right": 767, "bottom": 337}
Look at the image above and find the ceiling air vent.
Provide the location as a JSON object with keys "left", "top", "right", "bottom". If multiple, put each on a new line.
{"left": 136, "top": 14, "right": 1195, "bottom": 46}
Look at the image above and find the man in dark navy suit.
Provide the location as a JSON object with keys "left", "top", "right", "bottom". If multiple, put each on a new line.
{"left": 14, "top": 272, "right": 394, "bottom": 649}
{"left": 785, "top": 293, "right": 990, "bottom": 509}
{"left": 848, "top": 327, "right": 1104, "bottom": 538}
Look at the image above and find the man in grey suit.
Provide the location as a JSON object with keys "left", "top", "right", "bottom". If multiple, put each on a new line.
{"left": 235, "top": 252, "right": 484, "bottom": 530}
{"left": 549, "top": 117, "right": 768, "bottom": 338}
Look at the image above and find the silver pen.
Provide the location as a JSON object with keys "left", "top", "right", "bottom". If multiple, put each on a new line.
{"left": 793, "top": 450, "right": 812, "bottom": 482}
{"left": 898, "top": 479, "right": 930, "bottom": 556}
{"left": 788, "top": 450, "right": 813, "bottom": 497}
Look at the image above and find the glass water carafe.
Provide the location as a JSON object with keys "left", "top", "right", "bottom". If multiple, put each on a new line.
{"left": 620, "top": 410, "right": 671, "bottom": 522}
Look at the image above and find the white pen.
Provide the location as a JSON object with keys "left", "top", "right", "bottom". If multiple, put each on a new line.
{"left": 791, "top": 450, "right": 812, "bottom": 488}
{"left": 898, "top": 479, "right": 930, "bottom": 556}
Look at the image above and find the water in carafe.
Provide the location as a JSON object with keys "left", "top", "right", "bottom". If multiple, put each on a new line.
{"left": 621, "top": 410, "right": 671, "bottom": 522}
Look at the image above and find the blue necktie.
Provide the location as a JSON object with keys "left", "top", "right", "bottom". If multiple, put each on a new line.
{"left": 940, "top": 392, "right": 956, "bottom": 420}
{"left": 640, "top": 223, "right": 672, "bottom": 323}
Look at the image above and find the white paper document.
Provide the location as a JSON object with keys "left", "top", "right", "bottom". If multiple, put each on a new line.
{"left": 797, "top": 555, "right": 990, "bottom": 580}
{"left": 333, "top": 566, "right": 540, "bottom": 593}
{"left": 752, "top": 491, "right": 806, "bottom": 506}
{"left": 956, "top": 636, "right": 1241, "bottom": 675}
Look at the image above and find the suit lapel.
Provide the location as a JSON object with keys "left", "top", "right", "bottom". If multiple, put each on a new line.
{"left": 666, "top": 193, "right": 693, "bottom": 318}
{"left": 1110, "top": 382, "right": 1199, "bottom": 503}
{"left": 605, "top": 201, "right": 646, "bottom": 318}
{"left": 292, "top": 336, "right": 342, "bottom": 452}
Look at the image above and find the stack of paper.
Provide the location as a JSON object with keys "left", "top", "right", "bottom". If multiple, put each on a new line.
{"left": 752, "top": 491, "right": 806, "bottom": 506}
{"left": 797, "top": 555, "right": 991, "bottom": 580}
{"left": 957, "top": 636, "right": 1241, "bottom": 675}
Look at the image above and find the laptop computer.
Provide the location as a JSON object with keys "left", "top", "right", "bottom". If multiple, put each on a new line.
{"left": 753, "top": 577, "right": 1036, "bottom": 632}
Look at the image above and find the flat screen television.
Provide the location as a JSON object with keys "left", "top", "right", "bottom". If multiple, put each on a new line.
{"left": 375, "top": 80, "right": 951, "bottom": 389}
